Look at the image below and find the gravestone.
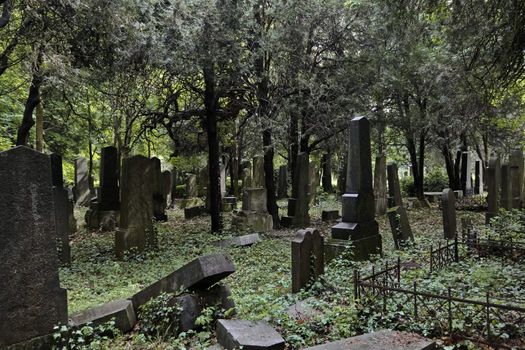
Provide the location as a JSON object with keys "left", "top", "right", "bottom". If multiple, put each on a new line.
{"left": 474, "top": 160, "right": 483, "bottom": 195}
{"left": 337, "top": 156, "right": 347, "bottom": 195}
{"left": 485, "top": 157, "right": 501, "bottom": 224}
{"left": 291, "top": 228, "right": 324, "bottom": 293}
{"left": 321, "top": 153, "right": 333, "bottom": 193}
{"left": 198, "top": 166, "right": 208, "bottom": 197}
{"left": 509, "top": 149, "right": 524, "bottom": 209}
{"left": 216, "top": 319, "right": 285, "bottom": 350}
{"left": 50, "top": 154, "right": 71, "bottom": 265}
{"left": 184, "top": 205, "right": 205, "bottom": 219}
{"left": 277, "top": 165, "right": 288, "bottom": 199}
{"left": 374, "top": 155, "right": 387, "bottom": 215}
{"left": 187, "top": 174, "right": 198, "bottom": 198}
{"left": 69, "top": 299, "right": 136, "bottom": 333}
{"left": 232, "top": 157, "right": 273, "bottom": 232}
{"left": 442, "top": 188, "right": 457, "bottom": 239}
{"left": 99, "top": 146, "right": 120, "bottom": 211}
{"left": 500, "top": 163, "right": 513, "bottom": 210}
{"left": 74, "top": 156, "right": 91, "bottom": 206}
{"left": 162, "top": 170, "right": 172, "bottom": 209}
{"left": 281, "top": 153, "right": 310, "bottom": 228}
{"left": 169, "top": 169, "right": 179, "bottom": 208}
{"left": 220, "top": 159, "right": 227, "bottom": 196}
{"left": 461, "top": 151, "right": 470, "bottom": 195}
{"left": 0, "top": 146, "right": 68, "bottom": 347}
{"left": 327, "top": 117, "right": 381, "bottom": 261}
{"left": 308, "top": 162, "right": 320, "bottom": 206}
{"left": 386, "top": 162, "right": 413, "bottom": 248}
{"left": 116, "top": 155, "right": 156, "bottom": 259}
{"left": 213, "top": 233, "right": 260, "bottom": 248}
{"left": 151, "top": 157, "right": 167, "bottom": 221}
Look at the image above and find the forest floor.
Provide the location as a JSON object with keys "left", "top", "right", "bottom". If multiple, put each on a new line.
{"left": 60, "top": 195, "right": 525, "bottom": 349}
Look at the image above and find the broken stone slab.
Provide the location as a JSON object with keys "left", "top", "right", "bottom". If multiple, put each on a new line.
{"left": 213, "top": 233, "right": 261, "bottom": 248}
{"left": 130, "top": 254, "right": 235, "bottom": 311}
{"left": 286, "top": 297, "right": 322, "bottom": 320}
{"left": 302, "top": 330, "right": 436, "bottom": 350}
{"left": 322, "top": 210, "right": 340, "bottom": 222}
{"left": 68, "top": 299, "right": 136, "bottom": 333}
{"left": 216, "top": 319, "right": 285, "bottom": 350}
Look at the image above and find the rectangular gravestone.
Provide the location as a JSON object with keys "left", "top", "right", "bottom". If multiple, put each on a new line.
{"left": 68, "top": 299, "right": 136, "bottom": 333}
{"left": 321, "top": 153, "right": 333, "bottom": 193}
{"left": 308, "top": 162, "right": 319, "bottom": 206}
{"left": 277, "top": 165, "right": 288, "bottom": 199}
{"left": 184, "top": 205, "right": 205, "bottom": 219}
{"left": 116, "top": 155, "right": 155, "bottom": 259}
{"left": 216, "top": 319, "right": 285, "bottom": 350}
{"left": 387, "top": 163, "right": 403, "bottom": 207}
{"left": 474, "top": 160, "right": 482, "bottom": 195}
{"left": 213, "top": 233, "right": 260, "bottom": 248}
{"left": 151, "top": 157, "right": 167, "bottom": 221}
{"left": 328, "top": 117, "right": 381, "bottom": 260}
{"left": 442, "top": 188, "right": 457, "bottom": 239}
{"left": 387, "top": 205, "right": 413, "bottom": 248}
{"left": 374, "top": 156, "right": 387, "bottom": 215}
{"left": 500, "top": 163, "right": 513, "bottom": 210}
{"left": 0, "top": 146, "right": 68, "bottom": 347}
{"left": 485, "top": 157, "right": 501, "bottom": 224}
{"left": 99, "top": 146, "right": 120, "bottom": 211}
{"left": 281, "top": 153, "right": 310, "bottom": 228}
{"left": 162, "top": 170, "right": 172, "bottom": 208}
{"left": 291, "top": 228, "right": 324, "bottom": 293}
{"left": 509, "top": 149, "right": 524, "bottom": 209}
{"left": 74, "top": 156, "right": 91, "bottom": 206}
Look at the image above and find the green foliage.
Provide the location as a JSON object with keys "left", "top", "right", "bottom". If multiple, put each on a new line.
{"left": 400, "top": 176, "right": 416, "bottom": 197}
{"left": 423, "top": 168, "right": 449, "bottom": 192}
{"left": 487, "top": 210, "right": 525, "bottom": 242}
{"left": 138, "top": 293, "right": 181, "bottom": 340}
{"left": 52, "top": 321, "right": 119, "bottom": 350}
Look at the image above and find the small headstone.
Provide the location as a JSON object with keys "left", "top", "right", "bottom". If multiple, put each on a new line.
{"left": 162, "top": 170, "right": 172, "bottom": 207}
{"left": 187, "top": 174, "right": 198, "bottom": 198}
{"left": 461, "top": 150, "right": 471, "bottom": 196}
{"left": 151, "top": 157, "right": 167, "bottom": 221}
{"left": 500, "top": 163, "right": 513, "bottom": 210}
{"left": 321, "top": 153, "right": 333, "bottom": 193}
{"left": 99, "top": 146, "right": 120, "bottom": 211}
{"left": 322, "top": 210, "right": 340, "bottom": 222}
{"left": 0, "top": 146, "right": 68, "bottom": 347}
{"left": 216, "top": 319, "right": 285, "bottom": 350}
{"left": 387, "top": 205, "right": 413, "bottom": 248}
{"left": 442, "top": 188, "right": 457, "bottom": 239}
{"left": 474, "top": 160, "right": 482, "bottom": 195}
{"left": 220, "top": 161, "right": 227, "bottom": 196}
{"left": 485, "top": 157, "right": 501, "bottom": 224}
{"left": 374, "top": 155, "right": 387, "bottom": 215}
{"left": 74, "top": 156, "right": 91, "bottom": 206}
{"left": 198, "top": 166, "right": 208, "bottom": 197}
{"left": 68, "top": 299, "right": 136, "bottom": 333}
{"left": 291, "top": 228, "right": 324, "bottom": 293}
{"left": 308, "top": 162, "right": 319, "bottom": 206}
{"left": 509, "top": 149, "right": 523, "bottom": 209}
{"left": 277, "top": 165, "right": 288, "bottom": 199}
{"left": 387, "top": 162, "right": 403, "bottom": 207}
{"left": 116, "top": 155, "right": 155, "bottom": 259}
{"left": 213, "top": 233, "right": 260, "bottom": 248}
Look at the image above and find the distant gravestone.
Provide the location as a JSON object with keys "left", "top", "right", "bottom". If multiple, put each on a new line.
{"left": 116, "top": 155, "right": 156, "bottom": 259}
{"left": 220, "top": 161, "right": 227, "bottom": 197}
{"left": 198, "top": 166, "right": 208, "bottom": 197}
{"left": 281, "top": 153, "right": 310, "bottom": 228}
{"left": 322, "top": 210, "right": 340, "bottom": 222}
{"left": 442, "top": 188, "right": 457, "bottom": 239}
{"left": 474, "top": 160, "right": 483, "bottom": 195}
{"left": 291, "top": 228, "right": 324, "bottom": 293}
{"left": 374, "top": 156, "right": 387, "bottom": 215}
{"left": 0, "top": 146, "right": 68, "bottom": 347}
{"left": 461, "top": 150, "right": 471, "bottom": 196}
{"left": 252, "top": 156, "right": 265, "bottom": 188}
{"left": 99, "top": 146, "right": 120, "bottom": 211}
{"left": 485, "top": 157, "right": 501, "bottom": 224}
{"left": 162, "top": 170, "right": 172, "bottom": 209}
{"left": 187, "top": 174, "right": 198, "bottom": 198}
{"left": 500, "top": 163, "right": 513, "bottom": 210}
{"left": 277, "top": 165, "right": 288, "bottom": 199}
{"left": 50, "top": 154, "right": 71, "bottom": 265}
{"left": 216, "top": 319, "right": 285, "bottom": 350}
{"left": 387, "top": 206, "right": 413, "bottom": 248}
{"left": 151, "top": 157, "right": 167, "bottom": 221}
{"left": 213, "top": 233, "right": 261, "bottom": 248}
{"left": 509, "top": 149, "right": 524, "bottom": 209}
{"left": 74, "top": 156, "right": 91, "bottom": 206}
{"left": 308, "top": 162, "right": 319, "bottom": 206}
{"left": 327, "top": 117, "right": 381, "bottom": 261}
{"left": 387, "top": 163, "right": 403, "bottom": 207}
{"left": 321, "top": 153, "right": 333, "bottom": 193}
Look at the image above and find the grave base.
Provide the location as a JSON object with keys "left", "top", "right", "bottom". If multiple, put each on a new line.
{"left": 331, "top": 220, "right": 379, "bottom": 240}
{"left": 324, "top": 234, "right": 382, "bottom": 262}
{"left": 232, "top": 211, "right": 273, "bottom": 232}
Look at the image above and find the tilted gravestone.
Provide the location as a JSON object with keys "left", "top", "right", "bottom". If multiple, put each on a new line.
{"left": 291, "top": 228, "right": 324, "bottom": 293}
{"left": 74, "top": 156, "right": 91, "bottom": 206}
{"left": 500, "top": 163, "right": 513, "bottom": 210}
{"left": 277, "top": 165, "right": 288, "bottom": 199}
{"left": 442, "top": 188, "right": 457, "bottom": 239}
{"left": 232, "top": 156, "right": 273, "bottom": 232}
{"left": 281, "top": 152, "right": 310, "bottom": 228}
{"left": 216, "top": 319, "right": 285, "bottom": 350}
{"left": 327, "top": 117, "right": 381, "bottom": 261}
{"left": 374, "top": 156, "right": 387, "bottom": 215}
{"left": 485, "top": 157, "right": 501, "bottom": 224}
{"left": 509, "top": 149, "right": 524, "bottom": 209}
{"left": 386, "top": 162, "right": 413, "bottom": 248}
{"left": 0, "top": 146, "right": 68, "bottom": 347}
{"left": 116, "top": 155, "right": 156, "bottom": 259}
{"left": 50, "top": 153, "right": 71, "bottom": 265}
{"left": 151, "top": 157, "right": 167, "bottom": 221}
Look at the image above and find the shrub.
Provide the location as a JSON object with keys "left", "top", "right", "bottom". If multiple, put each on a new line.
{"left": 424, "top": 169, "right": 449, "bottom": 192}
{"left": 400, "top": 177, "right": 415, "bottom": 197}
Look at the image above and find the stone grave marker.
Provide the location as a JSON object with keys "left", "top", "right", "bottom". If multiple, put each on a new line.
{"left": 322, "top": 210, "right": 340, "bottom": 222}
{"left": 291, "top": 228, "right": 324, "bottom": 293}
{"left": 216, "top": 319, "right": 285, "bottom": 350}
{"left": 474, "top": 160, "right": 483, "bottom": 195}
{"left": 387, "top": 162, "right": 403, "bottom": 207}
{"left": 442, "top": 188, "right": 457, "bottom": 239}
{"left": 74, "top": 156, "right": 91, "bottom": 206}
{"left": 509, "top": 149, "right": 524, "bottom": 209}
{"left": 387, "top": 205, "right": 413, "bottom": 248}
{"left": 151, "top": 157, "right": 167, "bottom": 221}
{"left": 0, "top": 146, "right": 68, "bottom": 347}
{"left": 485, "top": 157, "right": 501, "bottom": 224}
{"left": 69, "top": 299, "right": 136, "bottom": 333}
{"left": 321, "top": 153, "right": 333, "bottom": 193}
{"left": 99, "top": 146, "right": 120, "bottom": 211}
{"left": 374, "top": 155, "right": 387, "bottom": 215}
{"left": 213, "top": 233, "right": 261, "bottom": 248}
{"left": 162, "top": 170, "right": 172, "bottom": 209}
{"left": 281, "top": 152, "right": 310, "bottom": 228}
{"left": 277, "top": 165, "right": 288, "bottom": 199}
{"left": 50, "top": 153, "right": 71, "bottom": 265}
{"left": 500, "top": 163, "right": 513, "bottom": 210}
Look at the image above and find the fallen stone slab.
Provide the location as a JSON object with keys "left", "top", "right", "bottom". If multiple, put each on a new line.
{"left": 68, "top": 299, "right": 136, "bottom": 333}
{"left": 130, "top": 254, "right": 235, "bottom": 311}
{"left": 213, "top": 233, "right": 261, "bottom": 248}
{"left": 302, "top": 330, "right": 436, "bottom": 350}
{"left": 216, "top": 319, "right": 285, "bottom": 350}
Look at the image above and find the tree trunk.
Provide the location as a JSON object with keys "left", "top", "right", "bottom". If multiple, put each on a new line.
{"left": 263, "top": 128, "right": 279, "bottom": 227}
{"left": 203, "top": 65, "right": 223, "bottom": 233}
{"left": 35, "top": 100, "right": 44, "bottom": 151}
{"left": 321, "top": 153, "right": 333, "bottom": 193}
{"left": 289, "top": 111, "right": 299, "bottom": 197}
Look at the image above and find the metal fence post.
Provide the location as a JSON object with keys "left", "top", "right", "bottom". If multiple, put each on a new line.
{"left": 448, "top": 286, "right": 452, "bottom": 333}
{"left": 486, "top": 291, "right": 491, "bottom": 340}
{"left": 413, "top": 281, "right": 418, "bottom": 322}
{"left": 454, "top": 234, "right": 459, "bottom": 262}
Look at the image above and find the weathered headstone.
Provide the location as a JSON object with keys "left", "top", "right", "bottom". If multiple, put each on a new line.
{"left": 509, "top": 149, "right": 524, "bottom": 209}
{"left": 74, "top": 156, "right": 91, "bottom": 206}
{"left": 387, "top": 163, "right": 403, "bottom": 207}
{"left": 252, "top": 156, "right": 265, "bottom": 188}
{"left": 500, "top": 163, "right": 513, "bottom": 210}
{"left": 50, "top": 154, "right": 71, "bottom": 265}
{"left": 374, "top": 155, "right": 387, "bottom": 215}
{"left": 281, "top": 153, "right": 310, "bottom": 228}
{"left": 116, "top": 155, "right": 156, "bottom": 259}
{"left": 216, "top": 319, "right": 285, "bottom": 350}
{"left": 220, "top": 159, "right": 227, "bottom": 197}
{"left": 485, "top": 157, "right": 501, "bottom": 224}
{"left": 327, "top": 117, "right": 381, "bottom": 261}
{"left": 213, "top": 233, "right": 260, "bottom": 248}
{"left": 184, "top": 205, "right": 205, "bottom": 219}
{"left": 291, "top": 228, "right": 324, "bottom": 293}
{"left": 69, "top": 299, "right": 136, "bottom": 333}
{"left": 337, "top": 155, "right": 347, "bottom": 195}
{"left": 198, "top": 166, "right": 208, "bottom": 197}
{"left": 277, "top": 165, "right": 288, "bottom": 199}
{"left": 474, "top": 160, "right": 483, "bottom": 195}
{"left": 169, "top": 169, "right": 179, "bottom": 208}
{"left": 308, "top": 162, "right": 320, "bottom": 206}
{"left": 387, "top": 205, "right": 413, "bottom": 248}
{"left": 162, "top": 170, "right": 172, "bottom": 209}
{"left": 322, "top": 210, "right": 340, "bottom": 222}
{"left": 151, "top": 157, "right": 167, "bottom": 221}
{"left": 442, "top": 188, "right": 457, "bottom": 239}
{"left": 321, "top": 153, "right": 333, "bottom": 193}
{"left": 0, "top": 146, "right": 68, "bottom": 347}
{"left": 99, "top": 146, "right": 120, "bottom": 211}
{"left": 461, "top": 151, "right": 472, "bottom": 196}
{"left": 187, "top": 174, "right": 198, "bottom": 198}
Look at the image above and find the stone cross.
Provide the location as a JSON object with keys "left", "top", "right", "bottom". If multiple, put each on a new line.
{"left": 99, "top": 146, "right": 120, "bottom": 211}
{"left": 0, "top": 146, "right": 68, "bottom": 346}
{"left": 485, "top": 157, "right": 501, "bottom": 224}
{"left": 291, "top": 228, "right": 324, "bottom": 293}
{"left": 374, "top": 156, "right": 387, "bottom": 215}
{"left": 442, "top": 188, "right": 457, "bottom": 239}
{"left": 74, "top": 156, "right": 91, "bottom": 206}
{"left": 116, "top": 155, "right": 156, "bottom": 259}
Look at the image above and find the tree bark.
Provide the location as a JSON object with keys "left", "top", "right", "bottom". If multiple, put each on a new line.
{"left": 35, "top": 100, "right": 44, "bottom": 151}
{"left": 263, "top": 128, "right": 279, "bottom": 227}
{"left": 321, "top": 153, "right": 333, "bottom": 193}
{"left": 289, "top": 111, "right": 299, "bottom": 197}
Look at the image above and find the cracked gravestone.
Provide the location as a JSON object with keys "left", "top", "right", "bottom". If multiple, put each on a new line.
{"left": 216, "top": 319, "right": 285, "bottom": 350}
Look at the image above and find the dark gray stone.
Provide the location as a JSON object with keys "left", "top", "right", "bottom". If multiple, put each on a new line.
{"left": 461, "top": 150, "right": 471, "bottom": 196}
{"left": 442, "top": 188, "right": 457, "bottom": 239}
{"left": 500, "top": 163, "right": 513, "bottom": 210}
{"left": 387, "top": 205, "right": 413, "bottom": 248}
{"left": 281, "top": 153, "right": 310, "bottom": 228}
{"left": 322, "top": 210, "right": 340, "bottom": 222}
{"left": 184, "top": 205, "right": 205, "bottom": 219}
{"left": 374, "top": 156, "right": 387, "bottom": 215}
{"left": 130, "top": 254, "right": 235, "bottom": 311}
{"left": 213, "top": 233, "right": 261, "bottom": 248}
{"left": 216, "top": 319, "right": 285, "bottom": 350}
{"left": 308, "top": 162, "right": 319, "bottom": 206}
{"left": 291, "top": 228, "right": 324, "bottom": 293}
{"left": 303, "top": 330, "right": 436, "bottom": 350}
{"left": 69, "top": 299, "right": 136, "bottom": 333}
{"left": 474, "top": 160, "right": 482, "bottom": 195}
{"left": 187, "top": 174, "right": 198, "bottom": 198}
{"left": 0, "top": 146, "right": 68, "bottom": 347}
{"left": 242, "top": 188, "right": 267, "bottom": 212}
{"left": 387, "top": 162, "right": 403, "bottom": 207}
{"left": 252, "top": 156, "right": 265, "bottom": 189}
{"left": 74, "top": 157, "right": 91, "bottom": 206}
{"left": 509, "top": 149, "right": 523, "bottom": 209}
{"left": 117, "top": 155, "right": 155, "bottom": 259}
{"left": 53, "top": 186, "right": 71, "bottom": 265}
{"left": 485, "top": 157, "right": 500, "bottom": 224}
{"left": 321, "top": 153, "right": 333, "bottom": 193}
{"left": 162, "top": 170, "right": 172, "bottom": 208}
{"left": 198, "top": 166, "right": 209, "bottom": 197}
{"left": 99, "top": 146, "right": 120, "bottom": 211}
{"left": 50, "top": 153, "right": 64, "bottom": 188}
{"left": 346, "top": 117, "right": 373, "bottom": 193}
{"left": 277, "top": 165, "right": 288, "bottom": 199}
{"left": 151, "top": 157, "right": 167, "bottom": 221}
{"left": 286, "top": 297, "right": 322, "bottom": 320}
